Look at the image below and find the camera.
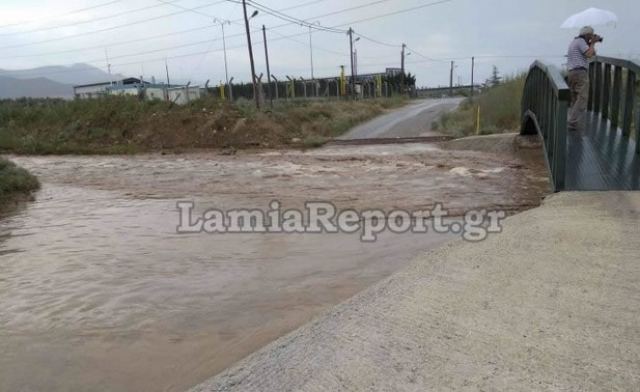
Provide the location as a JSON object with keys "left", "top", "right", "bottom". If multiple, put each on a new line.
{"left": 593, "top": 34, "right": 604, "bottom": 43}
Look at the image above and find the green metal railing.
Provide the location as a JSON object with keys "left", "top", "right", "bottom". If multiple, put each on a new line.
{"left": 588, "top": 56, "right": 640, "bottom": 153}
{"left": 521, "top": 61, "right": 570, "bottom": 191}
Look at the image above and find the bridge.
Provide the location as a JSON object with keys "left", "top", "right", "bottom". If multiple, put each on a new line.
{"left": 521, "top": 56, "right": 640, "bottom": 191}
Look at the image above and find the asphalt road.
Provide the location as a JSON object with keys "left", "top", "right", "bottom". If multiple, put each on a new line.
{"left": 339, "top": 98, "right": 463, "bottom": 140}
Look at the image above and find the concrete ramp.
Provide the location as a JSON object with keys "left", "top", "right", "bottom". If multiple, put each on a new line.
{"left": 190, "top": 192, "right": 640, "bottom": 391}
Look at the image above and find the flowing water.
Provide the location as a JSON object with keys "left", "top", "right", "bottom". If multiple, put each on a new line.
{"left": 0, "top": 143, "right": 549, "bottom": 392}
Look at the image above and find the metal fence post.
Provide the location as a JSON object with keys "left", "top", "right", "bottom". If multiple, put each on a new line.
{"left": 602, "top": 64, "right": 612, "bottom": 120}
{"left": 594, "top": 61, "right": 603, "bottom": 114}
{"left": 588, "top": 62, "right": 596, "bottom": 111}
{"left": 555, "top": 99, "right": 568, "bottom": 191}
{"left": 611, "top": 66, "right": 623, "bottom": 129}
{"left": 622, "top": 71, "right": 636, "bottom": 136}
{"left": 636, "top": 106, "right": 640, "bottom": 155}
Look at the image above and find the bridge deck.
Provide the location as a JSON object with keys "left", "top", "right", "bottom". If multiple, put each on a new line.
{"left": 565, "top": 112, "right": 640, "bottom": 191}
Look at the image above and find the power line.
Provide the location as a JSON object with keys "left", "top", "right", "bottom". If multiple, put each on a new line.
{"left": 268, "top": 29, "right": 348, "bottom": 58}
{"left": 267, "top": 0, "right": 455, "bottom": 51}
{"left": 244, "top": 0, "right": 346, "bottom": 34}
{"left": 331, "top": 0, "right": 453, "bottom": 28}
{"left": 0, "top": 0, "right": 458, "bottom": 79}
{"left": 247, "top": 0, "right": 396, "bottom": 36}
{"left": 0, "top": 0, "right": 187, "bottom": 37}
{"left": 229, "top": 0, "right": 332, "bottom": 23}
{"left": 0, "top": 0, "right": 123, "bottom": 30}
{"left": 89, "top": 38, "right": 222, "bottom": 63}
{"left": 0, "top": 0, "right": 331, "bottom": 60}
{"left": 405, "top": 45, "right": 447, "bottom": 62}
{"left": 0, "top": 0, "right": 377, "bottom": 61}
{"left": 0, "top": 25, "right": 218, "bottom": 60}
{"left": 269, "top": 29, "right": 397, "bottom": 61}
{"left": 0, "top": 1, "right": 228, "bottom": 50}
{"left": 0, "top": 0, "right": 334, "bottom": 59}
{"left": 355, "top": 33, "right": 398, "bottom": 48}
{"left": 155, "top": 0, "right": 216, "bottom": 20}
{"left": 0, "top": 0, "right": 441, "bottom": 60}
{"left": 227, "top": 0, "right": 456, "bottom": 48}
{"left": 102, "top": 2, "right": 457, "bottom": 70}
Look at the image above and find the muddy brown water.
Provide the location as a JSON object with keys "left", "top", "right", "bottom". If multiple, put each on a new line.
{"left": 1, "top": 142, "right": 549, "bottom": 392}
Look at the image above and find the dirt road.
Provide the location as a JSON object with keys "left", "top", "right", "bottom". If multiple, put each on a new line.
{"left": 339, "top": 98, "right": 462, "bottom": 140}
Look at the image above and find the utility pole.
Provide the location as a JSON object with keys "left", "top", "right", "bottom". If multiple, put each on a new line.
{"left": 401, "top": 43, "right": 406, "bottom": 94}
{"left": 104, "top": 49, "right": 113, "bottom": 87}
{"left": 164, "top": 59, "right": 171, "bottom": 102}
{"left": 271, "top": 75, "right": 279, "bottom": 100}
{"left": 449, "top": 60, "right": 455, "bottom": 97}
{"left": 165, "top": 59, "right": 171, "bottom": 86}
{"left": 309, "top": 26, "right": 315, "bottom": 80}
{"left": 340, "top": 65, "right": 346, "bottom": 97}
{"left": 242, "top": 0, "right": 260, "bottom": 109}
{"left": 354, "top": 49, "right": 358, "bottom": 77}
{"left": 214, "top": 19, "right": 231, "bottom": 101}
{"left": 348, "top": 28, "right": 355, "bottom": 97}
{"left": 262, "top": 25, "right": 273, "bottom": 107}
{"left": 470, "top": 56, "right": 475, "bottom": 99}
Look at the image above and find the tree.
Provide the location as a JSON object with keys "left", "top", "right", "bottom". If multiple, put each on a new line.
{"left": 383, "top": 72, "right": 416, "bottom": 92}
{"left": 404, "top": 72, "right": 417, "bottom": 87}
{"left": 486, "top": 65, "right": 502, "bottom": 87}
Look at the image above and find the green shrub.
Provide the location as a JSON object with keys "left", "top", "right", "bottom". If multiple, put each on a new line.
{"left": 0, "top": 157, "right": 40, "bottom": 201}
{"left": 436, "top": 74, "right": 526, "bottom": 137}
{"left": 302, "top": 134, "right": 328, "bottom": 148}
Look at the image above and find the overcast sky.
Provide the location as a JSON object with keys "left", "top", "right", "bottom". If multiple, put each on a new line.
{"left": 0, "top": 0, "right": 638, "bottom": 86}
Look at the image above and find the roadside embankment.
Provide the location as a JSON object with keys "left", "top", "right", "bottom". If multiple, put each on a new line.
{"left": 0, "top": 157, "right": 40, "bottom": 212}
{"left": 433, "top": 75, "right": 525, "bottom": 138}
{"left": 0, "top": 96, "right": 406, "bottom": 154}
{"left": 190, "top": 191, "right": 640, "bottom": 391}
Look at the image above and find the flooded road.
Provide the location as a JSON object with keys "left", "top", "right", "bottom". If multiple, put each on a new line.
{"left": 1, "top": 138, "right": 549, "bottom": 391}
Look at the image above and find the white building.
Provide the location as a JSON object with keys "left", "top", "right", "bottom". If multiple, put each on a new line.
{"left": 73, "top": 78, "right": 145, "bottom": 99}
{"left": 73, "top": 82, "right": 111, "bottom": 99}
{"left": 145, "top": 86, "right": 167, "bottom": 101}
{"left": 74, "top": 78, "right": 200, "bottom": 105}
{"left": 166, "top": 85, "right": 200, "bottom": 105}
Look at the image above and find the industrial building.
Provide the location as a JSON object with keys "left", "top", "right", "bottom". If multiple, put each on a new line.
{"left": 73, "top": 78, "right": 200, "bottom": 104}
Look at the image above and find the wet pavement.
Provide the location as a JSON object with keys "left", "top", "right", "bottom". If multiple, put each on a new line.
{"left": 339, "top": 98, "right": 462, "bottom": 139}
{"left": 1, "top": 135, "right": 550, "bottom": 391}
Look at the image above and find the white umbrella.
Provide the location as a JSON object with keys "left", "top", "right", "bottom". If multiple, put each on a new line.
{"left": 561, "top": 8, "right": 618, "bottom": 29}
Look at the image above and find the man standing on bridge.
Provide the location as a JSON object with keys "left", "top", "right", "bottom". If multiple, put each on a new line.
{"left": 567, "top": 26, "right": 601, "bottom": 131}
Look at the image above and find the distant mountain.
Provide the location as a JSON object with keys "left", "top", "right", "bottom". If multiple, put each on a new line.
{"left": 0, "top": 63, "right": 126, "bottom": 86}
{"left": 0, "top": 76, "right": 73, "bottom": 99}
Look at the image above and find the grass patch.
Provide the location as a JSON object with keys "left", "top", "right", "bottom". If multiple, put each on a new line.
{"left": 0, "top": 96, "right": 407, "bottom": 154}
{"left": 0, "top": 157, "right": 40, "bottom": 208}
{"left": 433, "top": 75, "right": 526, "bottom": 138}
{"left": 302, "top": 134, "right": 329, "bottom": 148}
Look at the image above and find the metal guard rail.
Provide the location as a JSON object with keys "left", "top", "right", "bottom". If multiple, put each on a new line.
{"left": 521, "top": 60, "right": 570, "bottom": 192}
{"left": 588, "top": 56, "right": 640, "bottom": 146}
